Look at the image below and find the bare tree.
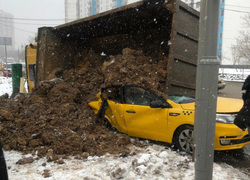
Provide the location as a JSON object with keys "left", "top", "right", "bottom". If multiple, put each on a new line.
{"left": 230, "top": 44, "right": 240, "bottom": 65}
{"left": 242, "top": 13, "right": 250, "bottom": 28}
{"left": 231, "top": 13, "right": 250, "bottom": 64}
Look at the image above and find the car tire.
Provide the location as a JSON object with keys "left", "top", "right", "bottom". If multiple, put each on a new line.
{"left": 174, "top": 125, "right": 194, "bottom": 154}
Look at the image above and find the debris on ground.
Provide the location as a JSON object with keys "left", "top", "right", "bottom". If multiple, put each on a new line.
{"left": 16, "top": 157, "right": 35, "bottom": 165}
{"left": 0, "top": 48, "right": 168, "bottom": 161}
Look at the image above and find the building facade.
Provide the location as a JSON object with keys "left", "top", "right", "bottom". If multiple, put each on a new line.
{"left": 182, "top": 0, "right": 225, "bottom": 61}
{"left": 79, "top": 0, "right": 91, "bottom": 18}
{"left": 182, "top": 0, "right": 201, "bottom": 10}
{"left": 95, "top": 0, "right": 116, "bottom": 14}
{"left": 65, "top": 0, "right": 79, "bottom": 23}
{"left": 65, "top": 0, "right": 141, "bottom": 21}
{"left": 0, "top": 10, "right": 15, "bottom": 61}
{"left": 217, "top": 0, "right": 225, "bottom": 60}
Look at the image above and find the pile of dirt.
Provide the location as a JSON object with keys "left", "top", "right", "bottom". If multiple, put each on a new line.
{"left": 0, "top": 48, "right": 168, "bottom": 161}
{"left": 102, "top": 48, "right": 168, "bottom": 98}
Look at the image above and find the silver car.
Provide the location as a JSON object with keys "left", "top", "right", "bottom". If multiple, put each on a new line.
{"left": 218, "top": 77, "right": 226, "bottom": 90}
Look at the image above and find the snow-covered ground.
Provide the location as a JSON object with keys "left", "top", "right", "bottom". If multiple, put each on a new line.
{"left": 4, "top": 144, "right": 249, "bottom": 180}
{"left": 1, "top": 76, "right": 250, "bottom": 179}
{"left": 0, "top": 76, "right": 12, "bottom": 96}
{"left": 219, "top": 68, "right": 250, "bottom": 82}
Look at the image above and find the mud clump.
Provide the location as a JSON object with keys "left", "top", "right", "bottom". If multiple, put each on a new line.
{"left": 0, "top": 48, "right": 168, "bottom": 160}
{"left": 102, "top": 48, "right": 168, "bottom": 98}
{"left": 16, "top": 157, "right": 34, "bottom": 165}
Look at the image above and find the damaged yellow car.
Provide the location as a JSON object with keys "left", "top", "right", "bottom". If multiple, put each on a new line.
{"left": 89, "top": 85, "right": 250, "bottom": 153}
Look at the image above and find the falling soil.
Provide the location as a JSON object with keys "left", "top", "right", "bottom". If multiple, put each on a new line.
{"left": 0, "top": 48, "right": 168, "bottom": 161}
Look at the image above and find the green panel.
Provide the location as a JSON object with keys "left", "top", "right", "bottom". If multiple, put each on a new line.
{"left": 11, "top": 64, "right": 22, "bottom": 93}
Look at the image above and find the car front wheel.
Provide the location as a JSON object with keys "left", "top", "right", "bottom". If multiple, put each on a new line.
{"left": 174, "top": 125, "right": 194, "bottom": 154}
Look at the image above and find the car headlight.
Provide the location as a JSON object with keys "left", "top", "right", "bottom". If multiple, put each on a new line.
{"left": 216, "top": 114, "right": 235, "bottom": 124}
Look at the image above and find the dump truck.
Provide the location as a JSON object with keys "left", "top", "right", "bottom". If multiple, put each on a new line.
{"left": 35, "top": 0, "right": 199, "bottom": 97}
{"left": 24, "top": 43, "right": 37, "bottom": 93}
{"left": 17, "top": 43, "right": 37, "bottom": 94}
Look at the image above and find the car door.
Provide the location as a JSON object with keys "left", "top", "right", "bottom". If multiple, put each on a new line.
{"left": 123, "top": 86, "right": 170, "bottom": 142}
{"left": 102, "top": 86, "right": 127, "bottom": 133}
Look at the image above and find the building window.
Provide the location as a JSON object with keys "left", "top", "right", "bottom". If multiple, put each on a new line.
{"left": 196, "top": 2, "right": 200, "bottom": 9}
{"left": 218, "top": 44, "right": 222, "bottom": 50}
{"left": 220, "top": 21, "right": 223, "bottom": 27}
{"left": 221, "top": 9, "right": 224, "bottom": 16}
{"left": 219, "top": 33, "right": 222, "bottom": 39}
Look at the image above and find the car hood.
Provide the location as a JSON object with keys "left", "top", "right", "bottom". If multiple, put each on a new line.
{"left": 180, "top": 97, "right": 243, "bottom": 113}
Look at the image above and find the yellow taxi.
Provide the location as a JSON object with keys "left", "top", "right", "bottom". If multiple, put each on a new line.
{"left": 89, "top": 85, "right": 250, "bottom": 153}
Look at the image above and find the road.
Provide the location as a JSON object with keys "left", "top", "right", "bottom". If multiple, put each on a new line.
{"left": 218, "top": 81, "right": 243, "bottom": 99}
{"left": 216, "top": 81, "right": 250, "bottom": 176}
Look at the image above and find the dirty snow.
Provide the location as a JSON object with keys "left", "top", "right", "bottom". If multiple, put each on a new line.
{"left": 4, "top": 144, "right": 249, "bottom": 180}
{"left": 1, "top": 75, "right": 249, "bottom": 180}
{"left": 219, "top": 68, "right": 250, "bottom": 82}
{"left": 0, "top": 77, "right": 12, "bottom": 96}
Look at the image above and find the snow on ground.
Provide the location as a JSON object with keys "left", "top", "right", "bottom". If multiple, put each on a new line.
{"left": 0, "top": 76, "right": 12, "bottom": 96}
{"left": 219, "top": 68, "right": 250, "bottom": 75}
{"left": 1, "top": 73, "right": 249, "bottom": 180}
{"left": 4, "top": 144, "right": 249, "bottom": 180}
{"left": 219, "top": 68, "right": 250, "bottom": 82}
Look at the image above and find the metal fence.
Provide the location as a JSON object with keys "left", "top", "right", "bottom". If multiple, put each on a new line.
{"left": 219, "top": 65, "right": 250, "bottom": 81}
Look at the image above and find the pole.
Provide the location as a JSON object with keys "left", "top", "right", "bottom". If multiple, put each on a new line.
{"left": 242, "top": 69, "right": 244, "bottom": 80}
{"left": 4, "top": 37, "right": 8, "bottom": 78}
{"left": 18, "top": 47, "right": 19, "bottom": 62}
{"left": 194, "top": 0, "right": 220, "bottom": 180}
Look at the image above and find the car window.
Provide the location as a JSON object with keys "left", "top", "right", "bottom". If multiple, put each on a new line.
{"left": 168, "top": 96, "right": 195, "bottom": 104}
{"left": 29, "top": 64, "right": 36, "bottom": 81}
{"left": 102, "top": 86, "right": 122, "bottom": 103}
{"left": 124, "top": 86, "right": 160, "bottom": 106}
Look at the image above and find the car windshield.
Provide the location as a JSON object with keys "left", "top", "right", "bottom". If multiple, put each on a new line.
{"left": 168, "top": 95, "right": 195, "bottom": 104}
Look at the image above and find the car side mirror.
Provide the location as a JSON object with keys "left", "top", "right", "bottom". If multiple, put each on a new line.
{"left": 150, "top": 99, "right": 169, "bottom": 108}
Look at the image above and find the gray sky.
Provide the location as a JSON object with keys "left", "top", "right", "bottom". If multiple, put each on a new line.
{"left": 0, "top": 0, "right": 64, "bottom": 48}
{"left": 0, "top": 0, "right": 139, "bottom": 49}
{"left": 1, "top": 0, "right": 250, "bottom": 64}
{"left": 223, "top": 0, "right": 250, "bottom": 64}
